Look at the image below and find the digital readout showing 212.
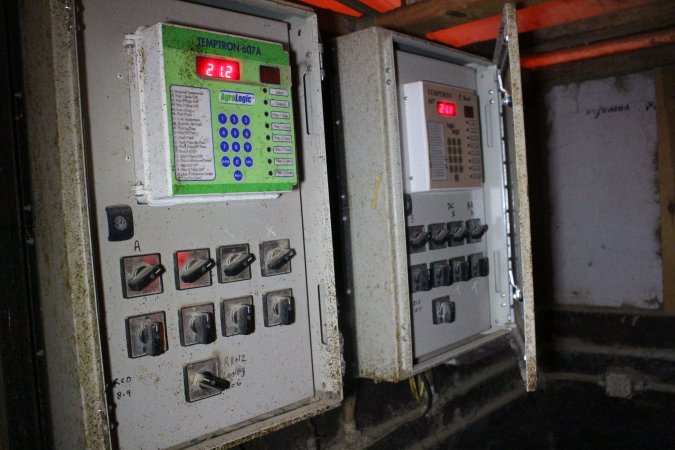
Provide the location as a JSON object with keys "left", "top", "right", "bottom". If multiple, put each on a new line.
{"left": 196, "top": 56, "right": 241, "bottom": 81}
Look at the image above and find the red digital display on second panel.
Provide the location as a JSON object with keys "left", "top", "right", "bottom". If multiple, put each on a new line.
{"left": 195, "top": 56, "right": 241, "bottom": 81}
{"left": 437, "top": 101, "right": 457, "bottom": 117}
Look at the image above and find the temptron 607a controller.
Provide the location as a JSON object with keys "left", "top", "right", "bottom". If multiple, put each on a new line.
{"left": 127, "top": 23, "right": 299, "bottom": 205}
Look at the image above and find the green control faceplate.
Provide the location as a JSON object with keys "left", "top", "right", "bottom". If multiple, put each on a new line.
{"left": 162, "top": 24, "right": 298, "bottom": 195}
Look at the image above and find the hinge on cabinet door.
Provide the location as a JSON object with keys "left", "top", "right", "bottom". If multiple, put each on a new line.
{"left": 319, "top": 43, "right": 325, "bottom": 81}
{"left": 497, "top": 72, "right": 512, "bottom": 107}
{"left": 509, "top": 269, "right": 523, "bottom": 303}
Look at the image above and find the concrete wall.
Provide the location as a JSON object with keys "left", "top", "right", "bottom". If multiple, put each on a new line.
{"left": 543, "top": 72, "right": 661, "bottom": 309}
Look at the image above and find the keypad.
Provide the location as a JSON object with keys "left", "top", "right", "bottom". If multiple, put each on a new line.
{"left": 214, "top": 82, "right": 296, "bottom": 186}
{"left": 446, "top": 137, "right": 464, "bottom": 174}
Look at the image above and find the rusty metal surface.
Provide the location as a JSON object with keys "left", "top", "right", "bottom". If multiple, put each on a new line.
{"left": 18, "top": 0, "right": 110, "bottom": 447}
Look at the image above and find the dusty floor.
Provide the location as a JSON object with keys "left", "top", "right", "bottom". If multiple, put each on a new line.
{"left": 445, "top": 382, "right": 675, "bottom": 449}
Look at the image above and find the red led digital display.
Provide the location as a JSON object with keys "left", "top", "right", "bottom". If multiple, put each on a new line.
{"left": 437, "top": 101, "right": 457, "bottom": 117}
{"left": 195, "top": 56, "right": 241, "bottom": 81}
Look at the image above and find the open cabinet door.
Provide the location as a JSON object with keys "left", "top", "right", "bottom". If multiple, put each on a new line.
{"left": 493, "top": 3, "right": 537, "bottom": 391}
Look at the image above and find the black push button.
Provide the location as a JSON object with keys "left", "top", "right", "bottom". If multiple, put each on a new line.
{"left": 106, "top": 205, "right": 134, "bottom": 241}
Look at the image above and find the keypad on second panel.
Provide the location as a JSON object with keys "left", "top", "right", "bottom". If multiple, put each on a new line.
{"left": 446, "top": 137, "right": 464, "bottom": 175}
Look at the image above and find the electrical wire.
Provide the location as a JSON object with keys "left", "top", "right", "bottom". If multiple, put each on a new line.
{"left": 421, "top": 371, "right": 433, "bottom": 415}
{"left": 408, "top": 374, "right": 425, "bottom": 402}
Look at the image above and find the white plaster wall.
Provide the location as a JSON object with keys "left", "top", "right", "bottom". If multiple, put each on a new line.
{"left": 545, "top": 72, "right": 661, "bottom": 309}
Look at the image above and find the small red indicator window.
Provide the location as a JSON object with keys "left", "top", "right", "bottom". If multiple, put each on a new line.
{"left": 437, "top": 101, "right": 457, "bottom": 117}
{"left": 260, "top": 65, "right": 281, "bottom": 85}
{"left": 195, "top": 56, "right": 241, "bottom": 81}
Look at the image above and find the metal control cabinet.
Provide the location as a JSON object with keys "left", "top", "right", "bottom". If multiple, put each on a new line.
{"left": 21, "top": 0, "right": 340, "bottom": 448}
{"left": 335, "top": 5, "right": 536, "bottom": 388}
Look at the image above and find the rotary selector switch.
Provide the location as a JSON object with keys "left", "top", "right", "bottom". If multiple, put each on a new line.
{"left": 260, "top": 239, "right": 296, "bottom": 276}
{"left": 466, "top": 219, "right": 488, "bottom": 243}
{"left": 222, "top": 296, "right": 255, "bottom": 336}
{"left": 183, "top": 358, "right": 230, "bottom": 403}
{"left": 432, "top": 297, "right": 456, "bottom": 324}
{"left": 120, "top": 253, "right": 165, "bottom": 298}
{"left": 408, "top": 225, "right": 430, "bottom": 252}
{"left": 217, "top": 244, "right": 255, "bottom": 283}
{"left": 180, "top": 304, "right": 216, "bottom": 346}
{"left": 125, "top": 312, "right": 168, "bottom": 358}
{"left": 451, "top": 257, "right": 469, "bottom": 283}
{"left": 174, "top": 248, "right": 215, "bottom": 290}
{"left": 263, "top": 289, "right": 295, "bottom": 327}
{"left": 448, "top": 221, "right": 469, "bottom": 246}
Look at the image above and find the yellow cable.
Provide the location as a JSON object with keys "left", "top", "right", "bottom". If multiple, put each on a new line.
{"left": 409, "top": 377, "right": 420, "bottom": 402}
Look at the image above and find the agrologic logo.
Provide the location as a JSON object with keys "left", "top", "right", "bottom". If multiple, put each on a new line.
{"left": 219, "top": 90, "right": 256, "bottom": 105}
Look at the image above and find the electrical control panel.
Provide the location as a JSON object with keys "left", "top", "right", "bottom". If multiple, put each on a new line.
{"left": 335, "top": 18, "right": 535, "bottom": 386}
{"left": 77, "top": 1, "right": 340, "bottom": 448}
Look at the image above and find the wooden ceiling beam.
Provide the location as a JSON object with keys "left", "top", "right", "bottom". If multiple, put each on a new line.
{"left": 357, "top": 0, "right": 547, "bottom": 36}
{"left": 520, "top": 0, "right": 675, "bottom": 54}
{"left": 526, "top": 42, "right": 675, "bottom": 86}
{"left": 521, "top": 27, "right": 675, "bottom": 69}
{"left": 336, "top": 0, "right": 380, "bottom": 16}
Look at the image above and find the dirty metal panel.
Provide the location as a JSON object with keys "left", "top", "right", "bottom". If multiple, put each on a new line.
{"left": 337, "top": 26, "right": 523, "bottom": 382}
{"left": 493, "top": 2, "right": 537, "bottom": 391}
{"left": 79, "top": 0, "right": 340, "bottom": 448}
{"left": 336, "top": 27, "right": 414, "bottom": 382}
{"left": 18, "top": 0, "right": 111, "bottom": 448}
